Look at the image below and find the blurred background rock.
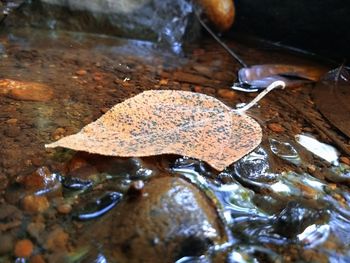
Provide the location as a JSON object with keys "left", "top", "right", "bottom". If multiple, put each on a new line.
{"left": 1, "top": 0, "right": 350, "bottom": 61}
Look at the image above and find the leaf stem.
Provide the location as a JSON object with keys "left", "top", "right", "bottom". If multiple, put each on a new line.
{"left": 233, "top": 81, "right": 286, "bottom": 113}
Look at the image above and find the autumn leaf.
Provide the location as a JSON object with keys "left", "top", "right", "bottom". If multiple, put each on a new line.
{"left": 46, "top": 84, "right": 284, "bottom": 171}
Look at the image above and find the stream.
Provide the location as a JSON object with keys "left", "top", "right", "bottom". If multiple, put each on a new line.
{"left": 1, "top": 2, "right": 350, "bottom": 263}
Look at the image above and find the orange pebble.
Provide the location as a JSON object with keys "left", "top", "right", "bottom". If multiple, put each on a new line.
{"left": 340, "top": 156, "right": 350, "bottom": 166}
{"left": 75, "top": 69, "right": 87, "bottom": 76}
{"left": 268, "top": 123, "right": 285, "bottom": 133}
{"left": 22, "top": 195, "right": 50, "bottom": 213}
{"left": 14, "top": 239, "right": 34, "bottom": 258}
{"left": 197, "top": 0, "right": 235, "bottom": 31}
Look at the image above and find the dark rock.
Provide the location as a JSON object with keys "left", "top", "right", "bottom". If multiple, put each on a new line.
{"left": 6, "top": 0, "right": 200, "bottom": 52}
{"left": 79, "top": 175, "right": 227, "bottom": 262}
{"left": 273, "top": 201, "right": 329, "bottom": 238}
{"left": 3, "top": 125, "right": 21, "bottom": 138}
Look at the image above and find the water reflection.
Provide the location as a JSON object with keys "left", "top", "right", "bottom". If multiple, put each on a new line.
{"left": 175, "top": 255, "right": 210, "bottom": 263}
{"left": 233, "top": 147, "right": 278, "bottom": 188}
{"left": 211, "top": 183, "right": 267, "bottom": 223}
{"left": 297, "top": 224, "right": 330, "bottom": 248}
{"left": 227, "top": 246, "right": 282, "bottom": 263}
{"left": 72, "top": 191, "right": 123, "bottom": 221}
{"left": 269, "top": 138, "right": 301, "bottom": 165}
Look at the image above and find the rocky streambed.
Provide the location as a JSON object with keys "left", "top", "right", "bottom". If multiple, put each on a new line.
{"left": 0, "top": 13, "right": 350, "bottom": 263}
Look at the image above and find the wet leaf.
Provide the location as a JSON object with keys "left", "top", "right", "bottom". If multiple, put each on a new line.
{"left": 235, "top": 64, "right": 325, "bottom": 91}
{"left": 46, "top": 90, "right": 263, "bottom": 171}
{"left": 313, "top": 67, "right": 350, "bottom": 138}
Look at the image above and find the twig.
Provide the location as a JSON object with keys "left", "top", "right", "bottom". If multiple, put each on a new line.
{"left": 195, "top": 11, "right": 248, "bottom": 68}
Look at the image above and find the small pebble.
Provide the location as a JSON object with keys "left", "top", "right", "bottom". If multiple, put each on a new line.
{"left": 5, "top": 118, "right": 18, "bottom": 124}
{"left": 303, "top": 127, "right": 313, "bottom": 132}
{"left": 45, "top": 228, "right": 69, "bottom": 251}
{"left": 93, "top": 72, "right": 103, "bottom": 82}
{"left": 217, "top": 89, "right": 236, "bottom": 101}
{"left": 295, "top": 182, "right": 317, "bottom": 199}
{"left": 307, "top": 164, "right": 317, "bottom": 173}
{"left": 17, "top": 166, "right": 52, "bottom": 189}
{"left": 75, "top": 69, "right": 87, "bottom": 76}
{"left": 68, "top": 156, "right": 88, "bottom": 172}
{"left": 6, "top": 79, "right": 53, "bottom": 102}
{"left": 27, "top": 222, "right": 45, "bottom": 240}
{"left": 340, "top": 156, "right": 350, "bottom": 166}
{"left": 100, "top": 107, "right": 110, "bottom": 114}
{"left": 22, "top": 195, "right": 50, "bottom": 213}
{"left": 159, "top": 79, "right": 168, "bottom": 85}
{"left": 57, "top": 203, "right": 72, "bottom": 214}
{"left": 51, "top": 127, "right": 66, "bottom": 140}
{"left": 4, "top": 126, "right": 21, "bottom": 137}
{"left": 127, "top": 180, "right": 145, "bottom": 196}
{"left": 291, "top": 123, "right": 302, "bottom": 134}
{"left": 14, "top": 239, "right": 34, "bottom": 258}
{"left": 268, "top": 123, "right": 285, "bottom": 133}
{"left": 193, "top": 85, "right": 203, "bottom": 93}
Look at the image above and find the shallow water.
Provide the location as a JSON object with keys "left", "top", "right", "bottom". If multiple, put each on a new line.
{"left": 0, "top": 24, "right": 350, "bottom": 263}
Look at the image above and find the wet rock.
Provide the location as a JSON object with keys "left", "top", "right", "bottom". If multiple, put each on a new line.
{"left": 5, "top": 118, "right": 18, "bottom": 124}
{"left": 22, "top": 195, "right": 50, "bottom": 213}
{"left": 14, "top": 239, "right": 34, "bottom": 258}
{"left": 0, "top": 79, "right": 53, "bottom": 102}
{"left": 0, "top": 173, "right": 9, "bottom": 190}
{"left": 3, "top": 125, "right": 21, "bottom": 138}
{"left": 73, "top": 192, "right": 122, "bottom": 220}
{"left": 340, "top": 156, "right": 350, "bottom": 166}
{"left": 268, "top": 123, "right": 285, "bottom": 133}
{"left": 27, "top": 222, "right": 46, "bottom": 241}
{"left": 273, "top": 201, "right": 329, "bottom": 238}
{"left": 51, "top": 127, "right": 66, "bottom": 140}
{"left": 75, "top": 69, "right": 87, "bottom": 76}
{"left": 127, "top": 180, "right": 145, "bottom": 197}
{"left": 84, "top": 176, "right": 227, "bottom": 262}
{"left": 14, "top": 0, "right": 198, "bottom": 52}
{"left": 17, "top": 167, "right": 62, "bottom": 196}
{"left": 197, "top": 0, "right": 235, "bottom": 31}
{"left": 56, "top": 203, "right": 72, "bottom": 214}
{"left": 0, "top": 204, "right": 23, "bottom": 231}
{"left": 45, "top": 227, "right": 69, "bottom": 252}
{"left": 217, "top": 88, "right": 237, "bottom": 101}
{"left": 0, "top": 234, "right": 14, "bottom": 255}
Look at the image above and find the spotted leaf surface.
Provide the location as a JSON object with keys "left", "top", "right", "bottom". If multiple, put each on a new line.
{"left": 46, "top": 90, "right": 262, "bottom": 171}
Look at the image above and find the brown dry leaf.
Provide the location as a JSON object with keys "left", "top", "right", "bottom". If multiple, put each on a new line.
{"left": 46, "top": 90, "right": 262, "bottom": 171}
{"left": 238, "top": 64, "right": 326, "bottom": 89}
{"left": 312, "top": 66, "right": 350, "bottom": 138}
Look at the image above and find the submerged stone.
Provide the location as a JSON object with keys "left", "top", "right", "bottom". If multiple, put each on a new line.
{"left": 0, "top": 79, "right": 53, "bottom": 102}
{"left": 79, "top": 175, "right": 227, "bottom": 262}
